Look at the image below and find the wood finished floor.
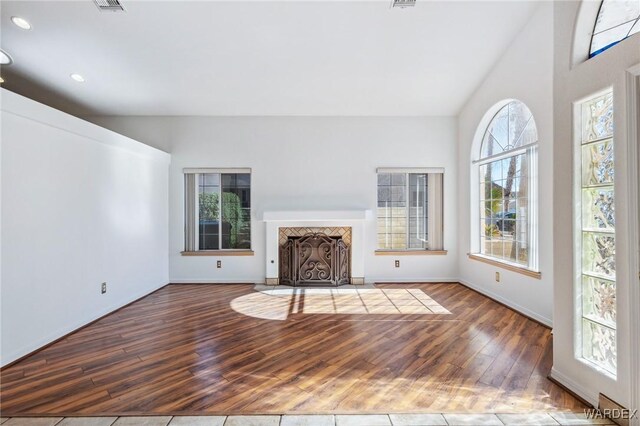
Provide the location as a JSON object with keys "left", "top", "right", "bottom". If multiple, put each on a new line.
{"left": 0, "top": 283, "right": 586, "bottom": 416}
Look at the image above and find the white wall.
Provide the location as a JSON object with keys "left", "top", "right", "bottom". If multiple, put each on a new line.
{"left": 87, "top": 116, "right": 458, "bottom": 284}
{"left": 456, "top": 3, "right": 554, "bottom": 326}
{"left": 1, "top": 89, "right": 170, "bottom": 366}
{"left": 552, "top": 1, "right": 640, "bottom": 411}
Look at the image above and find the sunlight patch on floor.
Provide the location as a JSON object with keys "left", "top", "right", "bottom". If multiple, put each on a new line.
{"left": 230, "top": 287, "right": 451, "bottom": 320}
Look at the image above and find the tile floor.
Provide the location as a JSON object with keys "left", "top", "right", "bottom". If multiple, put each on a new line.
{"left": 0, "top": 413, "right": 617, "bottom": 426}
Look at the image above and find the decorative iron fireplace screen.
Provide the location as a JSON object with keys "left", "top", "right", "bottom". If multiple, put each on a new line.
{"left": 279, "top": 233, "right": 350, "bottom": 286}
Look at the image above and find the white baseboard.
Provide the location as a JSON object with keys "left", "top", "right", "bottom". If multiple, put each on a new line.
{"left": 171, "top": 278, "right": 460, "bottom": 285}
{"left": 458, "top": 278, "right": 553, "bottom": 327}
{"left": 550, "top": 367, "right": 599, "bottom": 407}
{"left": 170, "top": 278, "right": 265, "bottom": 284}
{"left": 366, "top": 277, "right": 459, "bottom": 284}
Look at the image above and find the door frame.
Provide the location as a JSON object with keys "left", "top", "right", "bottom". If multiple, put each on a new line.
{"left": 625, "top": 63, "right": 640, "bottom": 425}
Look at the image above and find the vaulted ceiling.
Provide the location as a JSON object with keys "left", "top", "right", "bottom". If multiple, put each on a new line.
{"left": 0, "top": 1, "right": 539, "bottom": 116}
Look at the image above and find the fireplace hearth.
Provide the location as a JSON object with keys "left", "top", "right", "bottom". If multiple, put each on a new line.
{"left": 279, "top": 232, "right": 350, "bottom": 286}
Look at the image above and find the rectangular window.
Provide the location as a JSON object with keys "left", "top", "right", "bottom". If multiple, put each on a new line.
{"left": 575, "top": 90, "right": 616, "bottom": 375}
{"left": 376, "top": 168, "right": 444, "bottom": 251}
{"left": 184, "top": 168, "right": 251, "bottom": 251}
{"left": 479, "top": 151, "right": 534, "bottom": 267}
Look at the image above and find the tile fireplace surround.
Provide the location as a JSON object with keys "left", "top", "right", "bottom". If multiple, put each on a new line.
{"left": 262, "top": 210, "right": 370, "bottom": 285}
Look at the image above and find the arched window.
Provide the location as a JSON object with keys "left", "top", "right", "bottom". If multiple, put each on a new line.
{"left": 590, "top": 0, "right": 640, "bottom": 58}
{"left": 475, "top": 101, "right": 538, "bottom": 270}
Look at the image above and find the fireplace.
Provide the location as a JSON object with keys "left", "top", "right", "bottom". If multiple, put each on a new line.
{"left": 262, "top": 210, "right": 369, "bottom": 285}
{"left": 279, "top": 229, "right": 351, "bottom": 286}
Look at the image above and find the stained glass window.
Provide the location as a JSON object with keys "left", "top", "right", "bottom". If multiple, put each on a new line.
{"left": 477, "top": 101, "right": 538, "bottom": 269}
{"left": 590, "top": 0, "right": 640, "bottom": 58}
{"left": 577, "top": 90, "right": 617, "bottom": 374}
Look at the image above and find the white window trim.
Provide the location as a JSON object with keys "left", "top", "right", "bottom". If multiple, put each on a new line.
{"left": 376, "top": 167, "right": 444, "bottom": 174}
{"left": 471, "top": 142, "right": 537, "bottom": 165}
{"left": 470, "top": 100, "right": 540, "bottom": 273}
{"left": 572, "top": 87, "right": 618, "bottom": 379}
{"left": 183, "top": 167, "right": 251, "bottom": 174}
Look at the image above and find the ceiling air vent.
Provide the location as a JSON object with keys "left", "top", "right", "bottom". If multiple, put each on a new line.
{"left": 391, "top": 0, "right": 416, "bottom": 8}
{"left": 94, "top": 0, "right": 125, "bottom": 12}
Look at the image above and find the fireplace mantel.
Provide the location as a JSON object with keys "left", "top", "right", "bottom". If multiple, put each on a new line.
{"left": 262, "top": 210, "right": 370, "bottom": 285}
{"left": 262, "top": 210, "right": 370, "bottom": 222}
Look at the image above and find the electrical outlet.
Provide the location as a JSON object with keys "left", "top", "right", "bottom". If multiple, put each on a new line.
{"left": 217, "top": 260, "right": 222, "bottom": 269}
{"left": 101, "top": 282, "right": 107, "bottom": 294}
{"left": 495, "top": 272, "right": 500, "bottom": 283}
{"left": 395, "top": 260, "right": 400, "bottom": 268}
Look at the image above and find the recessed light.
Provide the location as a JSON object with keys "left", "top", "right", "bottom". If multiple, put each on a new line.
{"left": 70, "top": 73, "right": 85, "bottom": 83}
{"left": 0, "top": 76, "right": 4, "bottom": 84}
{"left": 0, "top": 49, "right": 13, "bottom": 65}
{"left": 11, "top": 16, "right": 32, "bottom": 30}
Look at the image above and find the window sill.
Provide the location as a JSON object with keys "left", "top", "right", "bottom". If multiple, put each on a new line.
{"left": 181, "top": 250, "right": 254, "bottom": 256}
{"left": 467, "top": 253, "right": 541, "bottom": 279}
{"left": 375, "top": 250, "right": 447, "bottom": 256}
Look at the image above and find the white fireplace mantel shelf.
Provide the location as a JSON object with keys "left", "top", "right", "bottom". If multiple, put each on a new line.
{"left": 262, "top": 210, "right": 371, "bottom": 222}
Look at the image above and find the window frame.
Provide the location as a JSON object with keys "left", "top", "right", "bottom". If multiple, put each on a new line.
{"left": 375, "top": 167, "right": 444, "bottom": 253}
{"left": 183, "top": 167, "right": 253, "bottom": 254}
{"left": 471, "top": 101, "right": 540, "bottom": 274}
{"left": 572, "top": 88, "right": 617, "bottom": 378}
